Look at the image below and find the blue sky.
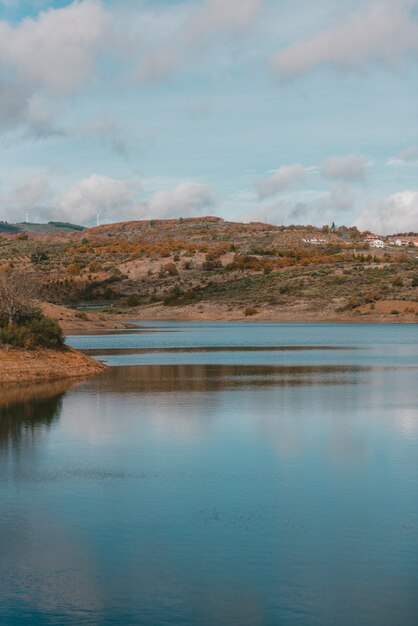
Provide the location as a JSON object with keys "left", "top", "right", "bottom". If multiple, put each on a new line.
{"left": 0, "top": 0, "right": 417, "bottom": 232}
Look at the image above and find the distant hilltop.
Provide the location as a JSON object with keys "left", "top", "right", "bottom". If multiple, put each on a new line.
{"left": 0, "top": 221, "right": 85, "bottom": 236}
{"left": 0, "top": 215, "right": 417, "bottom": 324}
{"left": 0, "top": 216, "right": 416, "bottom": 241}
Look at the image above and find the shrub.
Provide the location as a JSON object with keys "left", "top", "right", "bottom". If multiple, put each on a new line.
{"left": 75, "top": 311, "right": 89, "bottom": 320}
{"left": 159, "top": 262, "right": 179, "bottom": 277}
{"left": 0, "top": 311, "right": 64, "bottom": 350}
{"left": 31, "top": 250, "right": 49, "bottom": 264}
{"left": 244, "top": 306, "right": 258, "bottom": 316}
{"left": 202, "top": 259, "right": 222, "bottom": 271}
{"left": 126, "top": 294, "right": 141, "bottom": 307}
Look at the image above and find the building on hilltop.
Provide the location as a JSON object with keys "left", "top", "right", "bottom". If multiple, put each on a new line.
{"left": 369, "top": 239, "right": 385, "bottom": 248}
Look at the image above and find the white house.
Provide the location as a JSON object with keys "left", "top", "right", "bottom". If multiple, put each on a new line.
{"left": 369, "top": 239, "right": 385, "bottom": 248}
{"left": 302, "top": 238, "right": 327, "bottom": 244}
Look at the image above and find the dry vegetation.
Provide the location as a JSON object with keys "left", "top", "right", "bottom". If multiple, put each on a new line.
{"left": 0, "top": 217, "right": 417, "bottom": 323}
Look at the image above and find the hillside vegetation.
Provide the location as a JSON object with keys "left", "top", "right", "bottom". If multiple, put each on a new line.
{"left": 0, "top": 217, "right": 417, "bottom": 322}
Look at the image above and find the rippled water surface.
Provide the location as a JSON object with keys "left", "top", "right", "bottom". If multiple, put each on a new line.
{"left": 1, "top": 322, "right": 418, "bottom": 625}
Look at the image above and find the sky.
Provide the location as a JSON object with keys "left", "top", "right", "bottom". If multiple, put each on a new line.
{"left": 0, "top": 0, "right": 417, "bottom": 233}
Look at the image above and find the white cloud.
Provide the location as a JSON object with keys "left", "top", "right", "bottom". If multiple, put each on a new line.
{"left": 0, "top": 174, "right": 217, "bottom": 225}
{"left": 255, "top": 164, "right": 306, "bottom": 199}
{"left": 388, "top": 146, "right": 418, "bottom": 165}
{"left": 184, "top": 0, "right": 263, "bottom": 44}
{"left": 0, "top": 1, "right": 110, "bottom": 134}
{"left": 328, "top": 182, "right": 355, "bottom": 211}
{"left": 135, "top": 0, "right": 263, "bottom": 82}
{"left": 57, "top": 174, "right": 139, "bottom": 224}
{"left": 321, "top": 154, "right": 369, "bottom": 181}
{"left": 0, "top": 0, "right": 110, "bottom": 95}
{"left": 241, "top": 188, "right": 335, "bottom": 226}
{"left": 142, "top": 182, "right": 217, "bottom": 219}
{"left": 271, "top": 2, "right": 418, "bottom": 79}
{"left": 0, "top": 176, "right": 53, "bottom": 222}
{"left": 356, "top": 190, "right": 418, "bottom": 233}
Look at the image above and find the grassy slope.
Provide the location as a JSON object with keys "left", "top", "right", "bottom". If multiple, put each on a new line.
{"left": 0, "top": 217, "right": 417, "bottom": 322}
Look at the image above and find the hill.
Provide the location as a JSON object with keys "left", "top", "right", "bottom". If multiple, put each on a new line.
{"left": 0, "top": 217, "right": 417, "bottom": 323}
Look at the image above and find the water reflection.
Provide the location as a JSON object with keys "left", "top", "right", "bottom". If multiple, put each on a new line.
{"left": 82, "top": 345, "right": 353, "bottom": 356}
{"left": 91, "top": 363, "right": 366, "bottom": 394}
{"left": 1, "top": 324, "right": 418, "bottom": 626}
{"left": 0, "top": 380, "right": 75, "bottom": 450}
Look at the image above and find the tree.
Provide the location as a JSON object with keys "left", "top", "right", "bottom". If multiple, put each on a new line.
{"left": 31, "top": 250, "right": 49, "bottom": 264}
{"left": 0, "top": 272, "right": 38, "bottom": 326}
{"left": 0, "top": 272, "right": 64, "bottom": 349}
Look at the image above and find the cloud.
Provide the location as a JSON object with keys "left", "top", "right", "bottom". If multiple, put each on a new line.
{"left": 241, "top": 188, "right": 336, "bottom": 226}
{"left": 184, "top": 0, "right": 263, "bottom": 44}
{"left": 356, "top": 190, "right": 418, "bottom": 234}
{"left": 57, "top": 174, "right": 138, "bottom": 224}
{"left": 73, "top": 115, "right": 132, "bottom": 157}
{"left": 271, "top": 2, "right": 418, "bottom": 79}
{"left": 141, "top": 182, "right": 217, "bottom": 219}
{"left": 0, "top": 174, "right": 217, "bottom": 225}
{"left": 327, "top": 182, "right": 356, "bottom": 211}
{"left": 0, "top": 176, "right": 53, "bottom": 222}
{"left": 0, "top": 1, "right": 110, "bottom": 134}
{"left": 388, "top": 146, "right": 418, "bottom": 165}
{"left": 0, "top": 0, "right": 110, "bottom": 95}
{"left": 255, "top": 164, "right": 306, "bottom": 199}
{"left": 321, "top": 154, "right": 369, "bottom": 181}
{"left": 135, "top": 0, "right": 263, "bottom": 82}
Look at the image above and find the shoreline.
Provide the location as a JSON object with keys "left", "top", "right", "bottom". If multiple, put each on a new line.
{"left": 74, "top": 302, "right": 418, "bottom": 330}
{"left": 2, "top": 300, "right": 415, "bottom": 386}
{"left": 40, "top": 301, "right": 418, "bottom": 334}
{"left": 0, "top": 347, "right": 107, "bottom": 385}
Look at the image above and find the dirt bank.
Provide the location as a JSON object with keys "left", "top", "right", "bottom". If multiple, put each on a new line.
{"left": 40, "top": 300, "right": 418, "bottom": 335}
{"left": 112, "top": 301, "right": 418, "bottom": 324}
{"left": 41, "top": 302, "right": 134, "bottom": 334}
{"left": 0, "top": 347, "right": 107, "bottom": 385}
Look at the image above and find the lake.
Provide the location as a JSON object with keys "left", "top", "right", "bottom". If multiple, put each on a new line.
{"left": 1, "top": 322, "right": 418, "bottom": 625}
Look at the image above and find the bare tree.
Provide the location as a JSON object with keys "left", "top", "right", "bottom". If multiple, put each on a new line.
{"left": 0, "top": 272, "right": 39, "bottom": 326}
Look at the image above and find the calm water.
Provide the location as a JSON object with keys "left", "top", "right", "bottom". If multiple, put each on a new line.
{"left": 1, "top": 322, "right": 418, "bottom": 626}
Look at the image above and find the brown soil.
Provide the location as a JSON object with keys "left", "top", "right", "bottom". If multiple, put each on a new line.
{"left": 41, "top": 302, "right": 134, "bottom": 333}
{"left": 111, "top": 301, "right": 418, "bottom": 324}
{"left": 42, "top": 300, "right": 418, "bottom": 333}
{"left": 0, "top": 347, "right": 107, "bottom": 385}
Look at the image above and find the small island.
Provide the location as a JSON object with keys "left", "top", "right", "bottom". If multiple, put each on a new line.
{"left": 0, "top": 272, "right": 106, "bottom": 384}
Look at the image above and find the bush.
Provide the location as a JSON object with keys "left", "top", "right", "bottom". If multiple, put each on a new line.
{"left": 0, "top": 310, "right": 64, "bottom": 350}
{"left": 202, "top": 259, "right": 222, "bottom": 271}
{"left": 159, "top": 262, "right": 179, "bottom": 277}
{"left": 244, "top": 306, "right": 258, "bottom": 316}
{"left": 126, "top": 294, "right": 141, "bottom": 307}
{"left": 31, "top": 250, "right": 49, "bottom": 264}
{"left": 75, "top": 311, "right": 89, "bottom": 320}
